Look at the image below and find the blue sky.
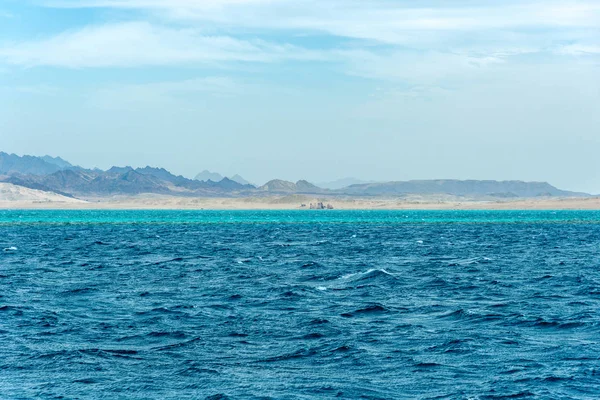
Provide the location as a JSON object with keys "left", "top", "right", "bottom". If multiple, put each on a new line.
{"left": 1, "top": 1, "right": 599, "bottom": 191}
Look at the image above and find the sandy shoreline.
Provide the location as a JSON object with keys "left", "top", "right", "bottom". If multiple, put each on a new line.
{"left": 2, "top": 195, "right": 600, "bottom": 210}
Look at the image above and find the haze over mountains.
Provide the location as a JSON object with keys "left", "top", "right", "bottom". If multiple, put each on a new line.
{"left": 194, "top": 170, "right": 225, "bottom": 182}
{"left": 0, "top": 152, "right": 591, "bottom": 200}
{"left": 194, "top": 170, "right": 251, "bottom": 186}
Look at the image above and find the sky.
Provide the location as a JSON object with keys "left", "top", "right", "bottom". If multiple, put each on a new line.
{"left": 0, "top": 1, "right": 599, "bottom": 192}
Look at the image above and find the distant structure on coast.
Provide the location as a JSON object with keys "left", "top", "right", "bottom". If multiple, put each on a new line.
{"left": 304, "top": 202, "right": 333, "bottom": 209}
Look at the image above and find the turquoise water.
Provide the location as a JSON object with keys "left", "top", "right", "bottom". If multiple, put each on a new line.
{"left": 1, "top": 209, "right": 600, "bottom": 225}
{"left": 2, "top": 210, "right": 600, "bottom": 399}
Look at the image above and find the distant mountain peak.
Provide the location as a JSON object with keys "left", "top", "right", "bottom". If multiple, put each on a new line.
{"left": 259, "top": 179, "right": 324, "bottom": 193}
{"left": 0, "top": 152, "right": 69, "bottom": 176}
{"left": 295, "top": 180, "right": 321, "bottom": 192}
{"left": 194, "top": 170, "right": 224, "bottom": 182}
{"left": 138, "top": 166, "right": 168, "bottom": 173}
{"left": 40, "top": 155, "right": 72, "bottom": 169}
{"left": 230, "top": 174, "right": 251, "bottom": 185}
{"left": 259, "top": 179, "right": 296, "bottom": 192}
{"left": 107, "top": 166, "right": 134, "bottom": 174}
{"left": 210, "top": 177, "right": 247, "bottom": 190}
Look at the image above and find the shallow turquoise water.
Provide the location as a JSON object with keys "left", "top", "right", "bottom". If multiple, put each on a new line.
{"left": 2, "top": 209, "right": 600, "bottom": 225}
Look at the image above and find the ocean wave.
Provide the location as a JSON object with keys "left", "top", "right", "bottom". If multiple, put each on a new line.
{"left": 3, "top": 210, "right": 600, "bottom": 398}
{"left": 342, "top": 303, "right": 391, "bottom": 318}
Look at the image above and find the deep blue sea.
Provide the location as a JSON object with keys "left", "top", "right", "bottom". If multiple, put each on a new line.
{"left": 1, "top": 210, "right": 600, "bottom": 399}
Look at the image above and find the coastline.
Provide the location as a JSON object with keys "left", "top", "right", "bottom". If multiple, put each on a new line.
{"left": 1, "top": 196, "right": 600, "bottom": 210}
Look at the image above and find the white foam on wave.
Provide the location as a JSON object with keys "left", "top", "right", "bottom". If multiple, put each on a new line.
{"left": 315, "top": 268, "right": 399, "bottom": 291}
{"left": 340, "top": 268, "right": 397, "bottom": 281}
{"left": 365, "top": 268, "right": 397, "bottom": 278}
{"left": 340, "top": 271, "right": 359, "bottom": 280}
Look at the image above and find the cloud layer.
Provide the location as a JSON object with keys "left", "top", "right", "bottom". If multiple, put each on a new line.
{"left": 0, "top": 21, "right": 325, "bottom": 68}
{"left": 1, "top": 0, "right": 598, "bottom": 71}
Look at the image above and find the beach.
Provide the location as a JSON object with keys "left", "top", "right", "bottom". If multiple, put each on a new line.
{"left": 2, "top": 194, "right": 600, "bottom": 210}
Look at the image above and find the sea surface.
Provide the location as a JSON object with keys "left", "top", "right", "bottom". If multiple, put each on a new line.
{"left": 1, "top": 210, "right": 600, "bottom": 399}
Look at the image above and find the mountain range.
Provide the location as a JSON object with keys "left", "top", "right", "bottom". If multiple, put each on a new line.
{"left": 340, "top": 180, "right": 586, "bottom": 198}
{"left": 0, "top": 152, "right": 590, "bottom": 199}
{"left": 4, "top": 168, "right": 254, "bottom": 198}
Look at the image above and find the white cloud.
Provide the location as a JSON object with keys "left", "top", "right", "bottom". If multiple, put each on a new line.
{"left": 43, "top": 1, "right": 600, "bottom": 40}
{"left": 0, "top": 21, "right": 324, "bottom": 68}
{"left": 3, "top": 0, "right": 598, "bottom": 85}
{"left": 33, "top": 0, "right": 600, "bottom": 75}
{"left": 557, "top": 44, "right": 600, "bottom": 56}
